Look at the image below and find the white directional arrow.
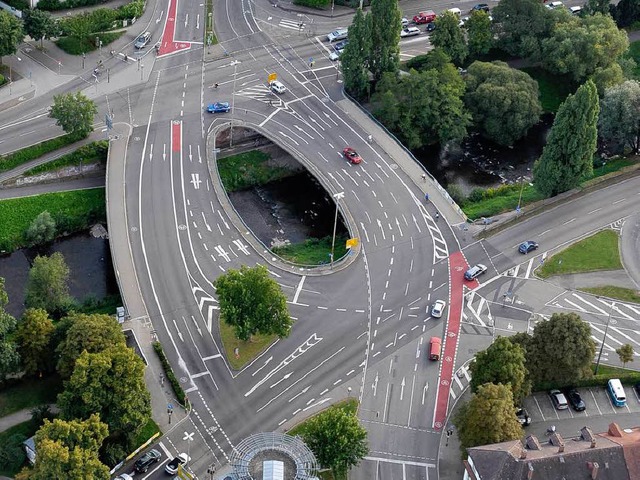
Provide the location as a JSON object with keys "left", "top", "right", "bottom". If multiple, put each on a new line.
{"left": 400, "top": 377, "right": 406, "bottom": 401}
{"left": 372, "top": 372, "right": 379, "bottom": 396}
{"left": 288, "top": 386, "right": 311, "bottom": 403}
{"left": 173, "top": 319, "right": 183, "bottom": 342}
{"left": 196, "top": 13, "right": 200, "bottom": 29}
{"left": 188, "top": 145, "right": 193, "bottom": 162}
{"left": 303, "top": 397, "right": 331, "bottom": 412}
{"left": 422, "top": 382, "right": 429, "bottom": 405}
{"left": 149, "top": 143, "right": 154, "bottom": 161}
{"left": 270, "top": 372, "right": 293, "bottom": 389}
{"left": 163, "top": 144, "right": 166, "bottom": 161}
{"left": 191, "top": 315, "right": 202, "bottom": 337}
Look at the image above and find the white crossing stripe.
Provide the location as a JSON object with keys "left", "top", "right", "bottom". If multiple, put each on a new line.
{"left": 233, "top": 239, "right": 251, "bottom": 255}
{"left": 215, "top": 245, "right": 231, "bottom": 262}
{"left": 279, "top": 19, "right": 305, "bottom": 30}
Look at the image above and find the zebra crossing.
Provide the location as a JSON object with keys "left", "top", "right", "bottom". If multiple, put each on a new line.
{"left": 505, "top": 255, "right": 543, "bottom": 279}
{"left": 278, "top": 19, "right": 305, "bottom": 31}
{"left": 235, "top": 84, "right": 283, "bottom": 105}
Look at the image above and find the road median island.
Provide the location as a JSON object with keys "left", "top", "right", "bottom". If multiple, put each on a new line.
{"left": 152, "top": 342, "right": 189, "bottom": 409}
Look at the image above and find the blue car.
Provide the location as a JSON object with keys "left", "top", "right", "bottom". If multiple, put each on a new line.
{"left": 518, "top": 241, "right": 538, "bottom": 254}
{"left": 207, "top": 102, "right": 230, "bottom": 113}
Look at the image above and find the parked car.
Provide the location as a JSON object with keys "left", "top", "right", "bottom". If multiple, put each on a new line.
{"left": 329, "top": 50, "right": 341, "bottom": 61}
{"left": 425, "top": 22, "right": 436, "bottom": 33}
{"left": 400, "top": 26, "right": 420, "bottom": 38}
{"left": 634, "top": 383, "right": 640, "bottom": 398}
{"left": 270, "top": 80, "right": 286, "bottom": 94}
{"left": 413, "top": 10, "right": 436, "bottom": 24}
{"left": 464, "top": 264, "right": 487, "bottom": 280}
{"left": 516, "top": 408, "right": 531, "bottom": 426}
{"left": 471, "top": 3, "right": 490, "bottom": 12}
{"left": 134, "top": 31, "right": 152, "bottom": 49}
{"left": 518, "top": 241, "right": 539, "bottom": 254}
{"left": 114, "top": 475, "right": 133, "bottom": 480}
{"left": 569, "top": 5, "right": 582, "bottom": 14}
{"left": 401, "top": 17, "right": 409, "bottom": 27}
{"left": 327, "top": 28, "right": 348, "bottom": 42}
{"left": 550, "top": 389, "right": 569, "bottom": 410}
{"left": 165, "top": 453, "right": 189, "bottom": 475}
{"left": 431, "top": 300, "right": 446, "bottom": 318}
{"left": 134, "top": 449, "right": 161, "bottom": 473}
{"left": 207, "top": 102, "right": 230, "bottom": 113}
{"left": 546, "top": 1, "right": 564, "bottom": 8}
{"left": 343, "top": 147, "right": 362, "bottom": 164}
{"left": 334, "top": 39, "right": 349, "bottom": 51}
{"left": 565, "top": 388, "right": 586, "bottom": 412}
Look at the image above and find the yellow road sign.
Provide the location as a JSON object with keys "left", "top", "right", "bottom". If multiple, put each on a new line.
{"left": 268, "top": 72, "right": 277, "bottom": 83}
{"left": 346, "top": 238, "right": 359, "bottom": 249}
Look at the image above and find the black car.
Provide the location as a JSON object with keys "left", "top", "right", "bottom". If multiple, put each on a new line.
{"left": 565, "top": 388, "right": 586, "bottom": 411}
{"left": 518, "top": 241, "right": 539, "bottom": 254}
{"left": 634, "top": 383, "right": 640, "bottom": 398}
{"left": 471, "top": 3, "right": 490, "bottom": 12}
{"left": 516, "top": 408, "right": 531, "bottom": 426}
{"left": 425, "top": 22, "right": 436, "bottom": 33}
{"left": 334, "top": 39, "right": 349, "bottom": 51}
{"left": 134, "top": 448, "right": 161, "bottom": 473}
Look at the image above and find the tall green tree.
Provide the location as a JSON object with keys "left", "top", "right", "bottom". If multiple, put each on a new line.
{"left": 368, "top": 0, "right": 401, "bottom": 81}
{"left": 0, "top": 278, "right": 19, "bottom": 381}
{"left": 616, "top": 344, "right": 634, "bottom": 368}
{"left": 599, "top": 80, "right": 640, "bottom": 154}
{"left": 430, "top": 11, "right": 468, "bottom": 66}
{"left": 57, "top": 344, "right": 151, "bottom": 446}
{"left": 466, "top": 10, "right": 493, "bottom": 58}
{"left": 342, "top": 8, "right": 372, "bottom": 100}
{"left": 533, "top": 80, "right": 599, "bottom": 196}
{"left": 25, "top": 211, "right": 57, "bottom": 247}
{"left": 469, "top": 336, "right": 531, "bottom": 404}
{"left": 465, "top": 61, "right": 542, "bottom": 146}
{"left": 16, "top": 308, "right": 55, "bottom": 376}
{"left": 526, "top": 312, "right": 596, "bottom": 385}
{"left": 49, "top": 92, "right": 97, "bottom": 138}
{"left": 56, "top": 313, "right": 126, "bottom": 378}
{"left": 454, "top": 383, "right": 523, "bottom": 452}
{"left": 584, "top": 0, "right": 612, "bottom": 15}
{"left": 25, "top": 252, "right": 74, "bottom": 317}
{"left": 60, "top": 13, "right": 92, "bottom": 42}
{"left": 23, "top": 9, "right": 57, "bottom": 49}
{"left": 26, "top": 414, "right": 110, "bottom": 480}
{"left": 214, "top": 264, "right": 292, "bottom": 341}
{"left": 0, "top": 11, "right": 23, "bottom": 59}
{"left": 612, "top": 0, "right": 640, "bottom": 27}
{"left": 301, "top": 406, "right": 368, "bottom": 477}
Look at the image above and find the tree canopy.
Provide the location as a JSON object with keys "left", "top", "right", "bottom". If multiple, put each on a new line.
{"left": 214, "top": 264, "right": 292, "bottom": 341}
{"left": 0, "top": 277, "right": 19, "bottom": 381}
{"left": 469, "top": 336, "right": 531, "bottom": 404}
{"left": 342, "top": 8, "right": 371, "bottom": 100}
{"left": 25, "top": 211, "right": 57, "bottom": 247}
{"left": 599, "top": 80, "right": 640, "bottom": 154}
{"left": 430, "top": 11, "right": 468, "bottom": 66}
{"left": 526, "top": 312, "right": 596, "bottom": 386}
{"left": 23, "top": 9, "right": 57, "bottom": 49}
{"left": 616, "top": 344, "right": 634, "bottom": 368}
{"left": 49, "top": 92, "right": 97, "bottom": 138}
{"left": 16, "top": 308, "right": 55, "bottom": 376}
{"left": 55, "top": 312, "right": 126, "bottom": 378}
{"left": 25, "top": 252, "right": 74, "bottom": 317}
{"left": 454, "top": 383, "right": 523, "bottom": 452}
{"left": 533, "top": 80, "right": 599, "bottom": 196}
{"left": 368, "top": 0, "right": 401, "bottom": 80}
{"left": 0, "top": 11, "right": 23, "bottom": 58}
{"left": 466, "top": 10, "right": 494, "bottom": 58}
{"left": 301, "top": 406, "right": 368, "bottom": 477}
{"left": 465, "top": 61, "right": 542, "bottom": 146}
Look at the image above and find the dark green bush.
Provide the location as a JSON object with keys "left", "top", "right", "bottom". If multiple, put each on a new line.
{"left": 24, "top": 140, "right": 108, "bottom": 176}
{"left": 446, "top": 184, "right": 466, "bottom": 206}
{"left": 56, "top": 30, "right": 125, "bottom": 55}
{"left": 533, "top": 371, "right": 640, "bottom": 392}
{"left": 467, "top": 188, "right": 485, "bottom": 203}
{"left": 152, "top": 342, "right": 188, "bottom": 408}
{"left": 293, "top": 0, "right": 330, "bottom": 7}
{"left": 0, "top": 132, "right": 86, "bottom": 173}
{"left": 37, "top": 0, "right": 109, "bottom": 11}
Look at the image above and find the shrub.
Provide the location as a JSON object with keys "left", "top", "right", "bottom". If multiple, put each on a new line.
{"left": 24, "top": 140, "right": 108, "bottom": 176}
{"left": 0, "top": 132, "right": 86, "bottom": 173}
{"left": 116, "top": 0, "right": 144, "bottom": 20}
{"left": 152, "top": 342, "right": 188, "bottom": 408}
{"left": 293, "top": 0, "right": 331, "bottom": 7}
{"left": 446, "top": 184, "right": 467, "bottom": 206}
{"left": 0, "top": 74, "right": 5, "bottom": 86}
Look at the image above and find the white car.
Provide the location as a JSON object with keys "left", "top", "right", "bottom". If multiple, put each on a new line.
{"left": 329, "top": 51, "right": 341, "bottom": 61}
{"left": 400, "top": 26, "right": 420, "bottom": 38}
{"left": 270, "top": 80, "right": 286, "bottom": 94}
{"left": 431, "top": 300, "right": 446, "bottom": 318}
{"left": 401, "top": 17, "right": 409, "bottom": 27}
{"left": 165, "top": 453, "right": 189, "bottom": 475}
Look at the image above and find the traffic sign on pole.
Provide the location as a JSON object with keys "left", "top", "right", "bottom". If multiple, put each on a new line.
{"left": 268, "top": 72, "right": 277, "bottom": 83}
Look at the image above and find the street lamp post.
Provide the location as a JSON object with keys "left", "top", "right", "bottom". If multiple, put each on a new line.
{"left": 230, "top": 60, "right": 240, "bottom": 147}
{"left": 330, "top": 191, "right": 345, "bottom": 267}
{"left": 516, "top": 176, "right": 525, "bottom": 215}
{"left": 8, "top": 56, "right": 21, "bottom": 96}
{"left": 594, "top": 300, "right": 615, "bottom": 375}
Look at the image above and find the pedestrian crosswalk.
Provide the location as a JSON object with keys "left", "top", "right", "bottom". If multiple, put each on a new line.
{"left": 462, "top": 290, "right": 493, "bottom": 328}
{"left": 278, "top": 19, "right": 305, "bottom": 31}
{"left": 505, "top": 256, "right": 543, "bottom": 279}
{"left": 235, "top": 84, "right": 284, "bottom": 106}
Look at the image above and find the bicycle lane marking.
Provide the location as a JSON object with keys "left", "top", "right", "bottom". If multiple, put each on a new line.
{"left": 158, "top": 0, "right": 192, "bottom": 56}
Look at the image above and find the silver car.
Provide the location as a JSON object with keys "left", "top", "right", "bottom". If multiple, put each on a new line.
{"left": 134, "top": 31, "right": 152, "bottom": 49}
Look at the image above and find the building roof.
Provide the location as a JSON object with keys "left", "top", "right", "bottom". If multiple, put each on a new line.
{"left": 466, "top": 423, "right": 640, "bottom": 480}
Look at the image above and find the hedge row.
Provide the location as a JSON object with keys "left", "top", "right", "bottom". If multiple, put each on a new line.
{"left": 152, "top": 342, "right": 189, "bottom": 408}
{"left": 533, "top": 371, "right": 640, "bottom": 393}
{"left": 24, "top": 140, "right": 108, "bottom": 176}
{"left": 0, "top": 132, "right": 86, "bottom": 174}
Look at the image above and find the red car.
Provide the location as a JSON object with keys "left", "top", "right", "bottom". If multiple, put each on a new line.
{"left": 413, "top": 10, "right": 436, "bottom": 24}
{"left": 343, "top": 147, "right": 362, "bottom": 164}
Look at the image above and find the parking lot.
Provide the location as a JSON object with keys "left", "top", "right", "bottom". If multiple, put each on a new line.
{"left": 523, "top": 384, "right": 640, "bottom": 425}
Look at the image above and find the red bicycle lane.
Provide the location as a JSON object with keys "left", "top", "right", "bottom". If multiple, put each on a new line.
{"left": 157, "top": 0, "right": 191, "bottom": 56}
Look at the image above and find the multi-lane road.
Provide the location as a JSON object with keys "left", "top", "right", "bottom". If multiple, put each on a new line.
{"left": 1, "top": 0, "right": 638, "bottom": 479}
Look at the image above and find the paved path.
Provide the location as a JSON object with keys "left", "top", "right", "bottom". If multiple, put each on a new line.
{"left": 548, "top": 270, "right": 636, "bottom": 291}
{"left": 621, "top": 213, "right": 640, "bottom": 289}
{"left": 0, "top": 404, "right": 59, "bottom": 434}
{"left": 0, "top": 176, "right": 104, "bottom": 199}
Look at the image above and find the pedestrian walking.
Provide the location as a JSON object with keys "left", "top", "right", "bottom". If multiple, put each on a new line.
{"left": 214, "top": 82, "right": 219, "bottom": 88}
{"left": 421, "top": 173, "right": 427, "bottom": 181}
{"left": 367, "top": 134, "right": 373, "bottom": 144}
{"left": 123, "top": 54, "right": 128, "bottom": 62}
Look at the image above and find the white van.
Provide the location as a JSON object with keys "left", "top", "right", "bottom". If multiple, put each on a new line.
{"left": 448, "top": 7, "right": 462, "bottom": 16}
{"left": 546, "top": 1, "right": 564, "bottom": 8}
{"left": 569, "top": 6, "right": 582, "bottom": 14}
{"left": 327, "top": 28, "right": 348, "bottom": 42}
{"left": 607, "top": 379, "right": 626, "bottom": 407}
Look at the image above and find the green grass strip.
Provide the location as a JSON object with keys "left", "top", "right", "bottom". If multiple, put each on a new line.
{"left": 0, "top": 375, "right": 63, "bottom": 417}
{"left": 217, "top": 150, "right": 293, "bottom": 191}
{"left": 272, "top": 236, "right": 349, "bottom": 265}
{"left": 219, "top": 320, "right": 277, "bottom": 370}
{"left": 0, "top": 133, "right": 86, "bottom": 174}
{"left": 24, "top": 140, "right": 109, "bottom": 176}
{"left": 580, "top": 286, "right": 640, "bottom": 304}
{"left": 537, "top": 229, "right": 622, "bottom": 278}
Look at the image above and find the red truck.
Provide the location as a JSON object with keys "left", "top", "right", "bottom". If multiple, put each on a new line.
{"left": 413, "top": 10, "right": 437, "bottom": 24}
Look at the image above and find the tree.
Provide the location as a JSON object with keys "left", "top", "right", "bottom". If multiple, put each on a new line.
{"left": 541, "top": 14, "right": 629, "bottom": 85}
{"left": 213, "top": 265, "right": 292, "bottom": 341}
{"left": 0, "top": 11, "right": 23, "bottom": 59}
{"left": 612, "top": 0, "right": 640, "bottom": 27}
{"left": 342, "top": 8, "right": 372, "bottom": 100}
{"left": 616, "top": 344, "right": 634, "bottom": 368}
{"left": 0, "top": 277, "right": 19, "bottom": 381}
{"left": 301, "top": 406, "right": 368, "bottom": 477}
{"left": 454, "top": 383, "right": 523, "bottom": 451}
{"left": 49, "top": 92, "right": 97, "bottom": 138}
{"left": 368, "top": 0, "right": 401, "bottom": 81}
{"left": 55, "top": 313, "right": 126, "bottom": 378}
{"left": 466, "top": 10, "right": 493, "bottom": 58}
{"left": 23, "top": 9, "right": 57, "bottom": 49}
{"left": 57, "top": 344, "right": 151, "bottom": 447}
{"left": 25, "top": 211, "right": 57, "bottom": 247}
{"left": 16, "top": 308, "right": 55, "bottom": 376}
{"left": 26, "top": 415, "right": 110, "bottom": 480}
{"left": 25, "top": 252, "right": 74, "bottom": 317}
{"left": 60, "top": 13, "right": 92, "bottom": 42}
{"left": 430, "top": 11, "right": 468, "bottom": 66}
{"left": 584, "top": 0, "right": 612, "bottom": 15}
{"left": 599, "top": 80, "right": 640, "bottom": 154}
{"left": 526, "top": 312, "right": 596, "bottom": 385}
{"left": 469, "top": 337, "right": 531, "bottom": 404}
{"left": 533, "top": 80, "right": 599, "bottom": 196}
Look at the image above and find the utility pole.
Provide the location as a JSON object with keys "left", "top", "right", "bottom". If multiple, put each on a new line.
{"left": 330, "top": 191, "right": 345, "bottom": 267}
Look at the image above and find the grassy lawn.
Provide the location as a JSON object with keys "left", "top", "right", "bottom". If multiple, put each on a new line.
{"left": 625, "top": 40, "right": 640, "bottom": 79}
{"left": 56, "top": 31, "right": 126, "bottom": 55}
{"left": 0, "top": 420, "right": 39, "bottom": 477}
{"left": 520, "top": 67, "right": 574, "bottom": 113}
{"left": 24, "top": 140, "right": 108, "bottom": 176}
{"left": 590, "top": 363, "right": 632, "bottom": 376}
{"left": 462, "top": 184, "right": 544, "bottom": 220}
{"left": 219, "top": 320, "right": 278, "bottom": 370}
{"left": 581, "top": 286, "right": 640, "bottom": 304}
{"left": 133, "top": 418, "right": 161, "bottom": 447}
{"left": 0, "top": 188, "right": 106, "bottom": 252}
{"left": 272, "top": 236, "right": 349, "bottom": 265}
{"left": 76, "top": 293, "right": 123, "bottom": 315}
{"left": 0, "top": 375, "right": 63, "bottom": 417}
{"left": 0, "top": 133, "right": 85, "bottom": 174}
{"left": 589, "top": 156, "right": 637, "bottom": 178}
{"left": 217, "top": 150, "right": 294, "bottom": 192}
{"left": 537, "top": 229, "right": 622, "bottom": 278}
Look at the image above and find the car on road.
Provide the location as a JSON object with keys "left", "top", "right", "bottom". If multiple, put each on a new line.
{"left": 431, "top": 300, "right": 446, "bottom": 318}
{"left": 550, "top": 389, "right": 569, "bottom": 410}
{"left": 516, "top": 408, "right": 531, "bottom": 426}
{"left": 134, "top": 31, "right": 152, "bottom": 49}
{"left": 429, "top": 337, "right": 442, "bottom": 361}
{"left": 464, "top": 264, "right": 487, "bottom": 280}
{"left": 207, "top": 102, "right": 230, "bottom": 113}
{"left": 165, "top": 453, "right": 189, "bottom": 475}
{"left": 134, "top": 449, "right": 161, "bottom": 473}
{"left": 413, "top": 10, "right": 436, "bottom": 24}
{"left": 114, "top": 475, "right": 133, "bottom": 480}
{"left": 334, "top": 39, "right": 349, "bottom": 51}
{"left": 343, "top": 147, "right": 362, "bottom": 164}
{"left": 565, "top": 388, "right": 586, "bottom": 411}
{"left": 471, "top": 3, "right": 490, "bottom": 12}
{"left": 518, "top": 241, "right": 539, "bottom": 254}
{"left": 327, "top": 28, "right": 348, "bottom": 42}
{"left": 400, "top": 26, "right": 421, "bottom": 38}
{"left": 270, "top": 80, "right": 286, "bottom": 94}
{"left": 425, "top": 22, "right": 436, "bottom": 33}
{"left": 329, "top": 50, "right": 341, "bottom": 61}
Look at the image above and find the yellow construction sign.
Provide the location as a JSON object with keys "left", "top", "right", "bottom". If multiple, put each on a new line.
{"left": 268, "top": 72, "right": 277, "bottom": 83}
{"left": 346, "top": 238, "right": 359, "bottom": 249}
{"left": 176, "top": 465, "right": 194, "bottom": 479}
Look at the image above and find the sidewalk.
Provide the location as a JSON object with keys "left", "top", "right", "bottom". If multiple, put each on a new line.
{"left": 437, "top": 389, "right": 469, "bottom": 480}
